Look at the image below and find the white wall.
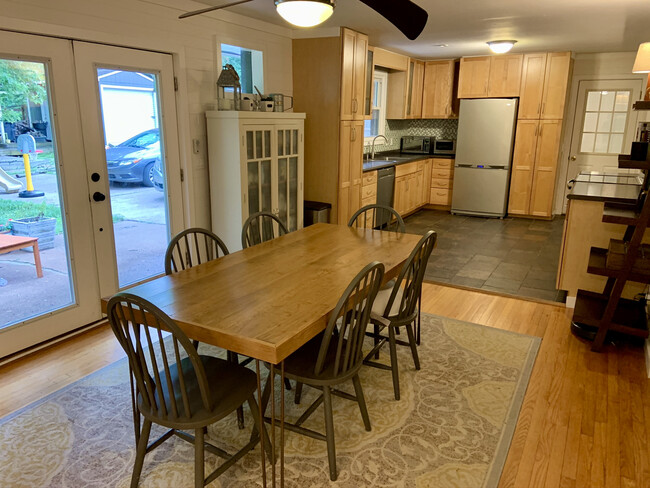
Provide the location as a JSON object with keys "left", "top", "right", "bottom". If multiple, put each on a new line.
{"left": 554, "top": 52, "right": 648, "bottom": 214}
{"left": 0, "top": 0, "right": 294, "bottom": 229}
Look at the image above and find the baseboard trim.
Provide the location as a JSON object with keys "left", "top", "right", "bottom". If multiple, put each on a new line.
{"left": 0, "top": 319, "right": 108, "bottom": 367}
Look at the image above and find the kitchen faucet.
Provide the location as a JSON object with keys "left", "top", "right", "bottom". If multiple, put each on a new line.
{"left": 371, "top": 135, "right": 388, "bottom": 159}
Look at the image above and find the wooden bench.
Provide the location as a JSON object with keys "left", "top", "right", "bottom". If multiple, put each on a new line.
{"left": 0, "top": 234, "right": 43, "bottom": 278}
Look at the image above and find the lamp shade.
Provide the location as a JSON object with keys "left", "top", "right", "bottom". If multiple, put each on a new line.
{"left": 487, "top": 40, "right": 517, "bottom": 54}
{"left": 633, "top": 42, "right": 650, "bottom": 73}
{"left": 275, "top": 0, "right": 334, "bottom": 27}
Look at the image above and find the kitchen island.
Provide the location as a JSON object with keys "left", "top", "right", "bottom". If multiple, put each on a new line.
{"left": 557, "top": 172, "right": 648, "bottom": 307}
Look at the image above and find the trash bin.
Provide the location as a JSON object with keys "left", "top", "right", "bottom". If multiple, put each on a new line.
{"left": 304, "top": 200, "right": 331, "bottom": 226}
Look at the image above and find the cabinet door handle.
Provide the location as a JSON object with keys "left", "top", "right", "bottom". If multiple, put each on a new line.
{"left": 537, "top": 102, "right": 541, "bottom": 116}
{"left": 541, "top": 102, "right": 546, "bottom": 116}
{"left": 352, "top": 98, "right": 358, "bottom": 113}
{"left": 351, "top": 127, "right": 356, "bottom": 141}
{"left": 534, "top": 125, "right": 538, "bottom": 137}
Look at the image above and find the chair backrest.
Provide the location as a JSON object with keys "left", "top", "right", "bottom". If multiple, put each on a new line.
{"left": 314, "top": 261, "right": 385, "bottom": 378}
{"left": 107, "top": 293, "right": 212, "bottom": 421}
{"left": 347, "top": 204, "right": 406, "bottom": 233}
{"left": 381, "top": 230, "right": 437, "bottom": 324}
{"left": 241, "top": 211, "right": 289, "bottom": 249}
{"left": 165, "top": 228, "right": 229, "bottom": 274}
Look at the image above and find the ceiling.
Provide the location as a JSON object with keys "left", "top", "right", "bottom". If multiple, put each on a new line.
{"left": 196, "top": 0, "right": 650, "bottom": 58}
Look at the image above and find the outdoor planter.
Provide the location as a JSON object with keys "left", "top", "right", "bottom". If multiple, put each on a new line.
{"left": 10, "top": 216, "right": 56, "bottom": 251}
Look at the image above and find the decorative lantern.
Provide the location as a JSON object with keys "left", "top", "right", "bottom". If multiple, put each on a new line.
{"left": 216, "top": 64, "right": 242, "bottom": 111}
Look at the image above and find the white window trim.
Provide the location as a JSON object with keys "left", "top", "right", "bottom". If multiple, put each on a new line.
{"left": 364, "top": 70, "right": 388, "bottom": 144}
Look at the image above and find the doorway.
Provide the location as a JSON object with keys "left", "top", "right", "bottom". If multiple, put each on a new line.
{"left": 0, "top": 32, "right": 184, "bottom": 357}
{"left": 561, "top": 78, "right": 644, "bottom": 212}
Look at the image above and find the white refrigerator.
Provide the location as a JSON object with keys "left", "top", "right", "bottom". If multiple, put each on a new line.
{"left": 451, "top": 98, "right": 518, "bottom": 217}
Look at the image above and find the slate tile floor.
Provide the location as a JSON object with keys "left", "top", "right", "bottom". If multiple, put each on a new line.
{"left": 404, "top": 209, "right": 566, "bottom": 302}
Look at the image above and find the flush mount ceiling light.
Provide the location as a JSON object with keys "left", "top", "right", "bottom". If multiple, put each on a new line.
{"left": 487, "top": 40, "right": 517, "bottom": 54}
{"left": 275, "top": 0, "right": 334, "bottom": 27}
{"left": 632, "top": 42, "right": 650, "bottom": 73}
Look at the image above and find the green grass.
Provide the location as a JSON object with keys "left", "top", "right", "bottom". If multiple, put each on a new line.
{"left": 0, "top": 199, "right": 127, "bottom": 235}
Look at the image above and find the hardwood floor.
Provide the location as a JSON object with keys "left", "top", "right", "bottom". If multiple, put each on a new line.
{"left": 1, "top": 283, "right": 649, "bottom": 488}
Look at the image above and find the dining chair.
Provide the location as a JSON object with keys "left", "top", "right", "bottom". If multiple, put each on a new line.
{"left": 107, "top": 292, "right": 272, "bottom": 488}
{"left": 347, "top": 203, "right": 406, "bottom": 233}
{"left": 262, "top": 261, "right": 385, "bottom": 481}
{"left": 241, "top": 211, "right": 289, "bottom": 249}
{"left": 363, "top": 230, "right": 437, "bottom": 400}
{"left": 164, "top": 227, "right": 229, "bottom": 274}
{"left": 164, "top": 228, "right": 245, "bottom": 428}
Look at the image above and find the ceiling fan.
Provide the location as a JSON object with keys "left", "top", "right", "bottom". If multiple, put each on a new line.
{"left": 179, "top": 0, "right": 429, "bottom": 41}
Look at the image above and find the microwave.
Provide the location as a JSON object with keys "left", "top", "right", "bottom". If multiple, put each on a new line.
{"left": 433, "top": 139, "right": 456, "bottom": 155}
{"left": 400, "top": 136, "right": 434, "bottom": 154}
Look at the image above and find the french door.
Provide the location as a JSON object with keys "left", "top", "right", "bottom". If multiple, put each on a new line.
{"left": 0, "top": 31, "right": 183, "bottom": 357}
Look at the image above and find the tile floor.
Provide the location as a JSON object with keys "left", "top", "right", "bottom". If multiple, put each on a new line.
{"left": 404, "top": 209, "right": 566, "bottom": 302}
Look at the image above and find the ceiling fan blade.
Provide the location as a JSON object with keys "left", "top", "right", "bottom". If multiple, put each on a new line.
{"left": 179, "top": 0, "right": 253, "bottom": 19}
{"left": 357, "top": 0, "right": 428, "bottom": 40}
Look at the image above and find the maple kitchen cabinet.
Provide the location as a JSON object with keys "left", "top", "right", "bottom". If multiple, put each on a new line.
{"left": 519, "top": 52, "right": 572, "bottom": 119}
{"left": 386, "top": 57, "right": 424, "bottom": 119}
{"left": 422, "top": 60, "right": 458, "bottom": 119}
{"left": 394, "top": 160, "right": 426, "bottom": 215}
{"left": 292, "top": 28, "right": 368, "bottom": 223}
{"left": 487, "top": 54, "right": 523, "bottom": 97}
{"left": 457, "top": 56, "right": 491, "bottom": 98}
{"left": 340, "top": 28, "right": 369, "bottom": 121}
{"left": 508, "top": 119, "right": 563, "bottom": 217}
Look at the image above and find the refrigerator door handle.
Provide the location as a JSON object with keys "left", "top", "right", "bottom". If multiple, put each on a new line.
{"left": 486, "top": 165, "right": 506, "bottom": 169}
{"left": 456, "top": 163, "right": 473, "bottom": 168}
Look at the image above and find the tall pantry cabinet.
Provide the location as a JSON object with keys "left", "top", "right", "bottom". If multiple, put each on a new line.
{"left": 206, "top": 111, "right": 306, "bottom": 252}
{"left": 508, "top": 52, "right": 572, "bottom": 218}
{"left": 293, "top": 28, "right": 368, "bottom": 223}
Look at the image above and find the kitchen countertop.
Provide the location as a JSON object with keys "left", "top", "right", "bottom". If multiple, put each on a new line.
{"left": 567, "top": 172, "right": 643, "bottom": 205}
{"left": 362, "top": 151, "right": 454, "bottom": 172}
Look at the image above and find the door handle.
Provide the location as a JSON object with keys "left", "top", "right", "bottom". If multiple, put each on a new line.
{"left": 570, "top": 155, "right": 577, "bottom": 161}
{"left": 92, "top": 192, "right": 106, "bottom": 202}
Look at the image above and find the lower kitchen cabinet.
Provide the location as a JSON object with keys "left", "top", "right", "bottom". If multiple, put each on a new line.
{"left": 394, "top": 160, "right": 426, "bottom": 216}
{"left": 206, "top": 111, "right": 306, "bottom": 251}
{"left": 508, "top": 119, "right": 562, "bottom": 218}
{"left": 429, "top": 158, "right": 454, "bottom": 208}
{"left": 338, "top": 120, "right": 365, "bottom": 223}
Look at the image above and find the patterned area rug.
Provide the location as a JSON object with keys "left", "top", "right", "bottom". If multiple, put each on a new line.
{"left": 0, "top": 314, "right": 540, "bottom": 488}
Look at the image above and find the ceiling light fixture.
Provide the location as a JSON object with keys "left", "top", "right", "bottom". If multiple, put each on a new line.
{"left": 487, "top": 40, "right": 517, "bottom": 54}
{"left": 275, "top": 0, "right": 335, "bottom": 27}
{"left": 633, "top": 42, "right": 650, "bottom": 73}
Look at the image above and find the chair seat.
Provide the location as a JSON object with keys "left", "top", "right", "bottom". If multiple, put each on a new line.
{"left": 281, "top": 334, "right": 354, "bottom": 385}
{"left": 138, "top": 355, "right": 257, "bottom": 428}
{"left": 371, "top": 286, "right": 404, "bottom": 318}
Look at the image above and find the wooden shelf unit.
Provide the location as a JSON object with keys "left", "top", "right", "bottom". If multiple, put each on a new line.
{"left": 572, "top": 170, "right": 650, "bottom": 350}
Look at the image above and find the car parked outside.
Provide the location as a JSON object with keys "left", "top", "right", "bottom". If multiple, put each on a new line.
{"left": 153, "top": 158, "right": 164, "bottom": 192}
{"left": 106, "top": 128, "right": 160, "bottom": 186}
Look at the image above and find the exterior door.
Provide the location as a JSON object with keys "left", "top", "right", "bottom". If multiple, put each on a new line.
{"left": 0, "top": 31, "right": 101, "bottom": 356}
{"left": 73, "top": 42, "right": 184, "bottom": 298}
{"left": 0, "top": 33, "right": 184, "bottom": 358}
{"left": 562, "top": 79, "right": 643, "bottom": 211}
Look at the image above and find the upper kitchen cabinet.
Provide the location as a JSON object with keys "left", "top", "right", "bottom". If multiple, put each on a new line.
{"left": 407, "top": 59, "right": 425, "bottom": 118}
{"left": 458, "top": 55, "right": 523, "bottom": 98}
{"left": 364, "top": 48, "right": 374, "bottom": 118}
{"left": 518, "top": 53, "right": 548, "bottom": 119}
{"left": 386, "top": 56, "right": 424, "bottom": 120}
{"left": 519, "top": 52, "right": 572, "bottom": 119}
{"left": 488, "top": 54, "right": 523, "bottom": 97}
{"left": 422, "top": 60, "right": 458, "bottom": 119}
{"left": 541, "top": 52, "right": 572, "bottom": 119}
{"left": 457, "top": 56, "right": 491, "bottom": 98}
{"left": 340, "top": 28, "right": 368, "bottom": 121}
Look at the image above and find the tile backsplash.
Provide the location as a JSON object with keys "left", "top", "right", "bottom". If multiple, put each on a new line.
{"left": 364, "top": 119, "right": 459, "bottom": 153}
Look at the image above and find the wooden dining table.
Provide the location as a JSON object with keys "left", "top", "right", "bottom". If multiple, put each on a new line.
{"left": 100, "top": 222, "right": 421, "bottom": 486}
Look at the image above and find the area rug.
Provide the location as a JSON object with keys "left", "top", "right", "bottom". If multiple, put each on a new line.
{"left": 0, "top": 314, "right": 540, "bottom": 488}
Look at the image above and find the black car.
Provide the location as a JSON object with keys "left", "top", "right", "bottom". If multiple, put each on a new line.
{"left": 106, "top": 129, "right": 160, "bottom": 186}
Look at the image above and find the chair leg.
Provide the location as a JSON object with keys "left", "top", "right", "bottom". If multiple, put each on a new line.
{"left": 130, "top": 418, "right": 152, "bottom": 488}
{"left": 194, "top": 426, "right": 205, "bottom": 488}
{"left": 388, "top": 326, "right": 400, "bottom": 401}
{"left": 322, "top": 386, "right": 338, "bottom": 481}
{"left": 284, "top": 377, "right": 292, "bottom": 391}
{"left": 373, "top": 323, "right": 380, "bottom": 359}
{"left": 227, "top": 352, "right": 246, "bottom": 429}
{"left": 352, "top": 374, "right": 371, "bottom": 431}
{"left": 294, "top": 382, "right": 304, "bottom": 405}
{"left": 416, "top": 291, "right": 422, "bottom": 346}
{"left": 405, "top": 323, "right": 420, "bottom": 370}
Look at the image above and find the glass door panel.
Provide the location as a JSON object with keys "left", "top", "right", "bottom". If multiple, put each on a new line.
{"left": 276, "top": 126, "right": 301, "bottom": 231}
{"left": 0, "top": 31, "right": 101, "bottom": 358}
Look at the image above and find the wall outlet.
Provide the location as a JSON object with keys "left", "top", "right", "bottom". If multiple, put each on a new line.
{"left": 192, "top": 139, "right": 200, "bottom": 154}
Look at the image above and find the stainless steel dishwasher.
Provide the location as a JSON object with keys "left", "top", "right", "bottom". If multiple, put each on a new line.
{"left": 376, "top": 166, "right": 395, "bottom": 228}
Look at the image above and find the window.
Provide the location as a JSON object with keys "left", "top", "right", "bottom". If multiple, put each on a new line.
{"left": 220, "top": 43, "right": 264, "bottom": 94}
{"left": 579, "top": 90, "right": 631, "bottom": 154}
{"left": 364, "top": 70, "right": 388, "bottom": 142}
